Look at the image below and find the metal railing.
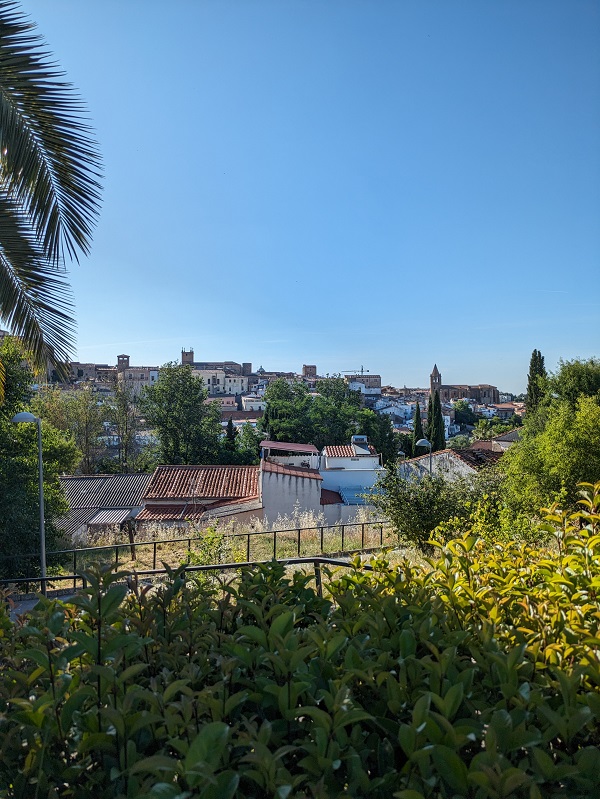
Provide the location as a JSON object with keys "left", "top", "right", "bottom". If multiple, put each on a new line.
{"left": 0, "top": 520, "right": 392, "bottom": 584}
{"left": 1, "top": 556, "right": 374, "bottom": 600}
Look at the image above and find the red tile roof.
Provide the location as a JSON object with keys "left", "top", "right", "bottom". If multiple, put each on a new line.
{"left": 323, "top": 445, "right": 377, "bottom": 457}
{"left": 144, "top": 465, "right": 259, "bottom": 501}
{"left": 320, "top": 488, "right": 343, "bottom": 505}
{"left": 137, "top": 496, "right": 262, "bottom": 522}
{"left": 261, "top": 460, "right": 322, "bottom": 480}
{"left": 260, "top": 440, "right": 319, "bottom": 454}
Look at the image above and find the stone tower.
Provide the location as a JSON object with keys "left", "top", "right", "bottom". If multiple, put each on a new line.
{"left": 430, "top": 364, "right": 441, "bottom": 394}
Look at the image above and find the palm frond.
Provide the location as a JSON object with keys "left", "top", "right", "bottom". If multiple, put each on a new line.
{"left": 0, "top": 0, "right": 102, "bottom": 265}
{"left": 0, "top": 190, "right": 75, "bottom": 371}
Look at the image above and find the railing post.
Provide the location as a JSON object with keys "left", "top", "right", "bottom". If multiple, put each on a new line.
{"left": 273, "top": 530, "right": 277, "bottom": 559}
{"left": 320, "top": 526, "right": 324, "bottom": 552}
{"left": 380, "top": 525, "right": 383, "bottom": 546}
{"left": 73, "top": 551, "right": 77, "bottom": 591}
{"left": 115, "top": 545, "right": 119, "bottom": 569}
{"left": 297, "top": 528, "right": 301, "bottom": 557}
{"left": 341, "top": 524, "right": 345, "bottom": 551}
{"left": 361, "top": 523, "right": 365, "bottom": 549}
{"left": 153, "top": 541, "right": 157, "bottom": 570}
{"left": 187, "top": 539, "right": 191, "bottom": 563}
{"left": 247, "top": 533, "right": 251, "bottom": 562}
{"left": 314, "top": 561, "right": 322, "bottom": 598}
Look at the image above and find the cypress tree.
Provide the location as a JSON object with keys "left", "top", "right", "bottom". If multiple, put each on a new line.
{"left": 426, "top": 392, "right": 434, "bottom": 443}
{"left": 431, "top": 390, "right": 446, "bottom": 451}
{"left": 526, "top": 349, "right": 547, "bottom": 412}
{"left": 412, "top": 401, "right": 426, "bottom": 454}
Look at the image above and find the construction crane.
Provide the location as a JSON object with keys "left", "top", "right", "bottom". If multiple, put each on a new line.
{"left": 342, "top": 366, "right": 369, "bottom": 376}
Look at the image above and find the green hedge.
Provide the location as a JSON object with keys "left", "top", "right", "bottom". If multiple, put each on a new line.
{"left": 1, "top": 483, "right": 599, "bottom": 798}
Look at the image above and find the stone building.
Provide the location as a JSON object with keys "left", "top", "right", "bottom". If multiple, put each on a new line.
{"left": 430, "top": 364, "right": 499, "bottom": 404}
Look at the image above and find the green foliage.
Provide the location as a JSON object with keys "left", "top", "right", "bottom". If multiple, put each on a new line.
{"left": 260, "top": 378, "right": 396, "bottom": 461}
{"left": 453, "top": 399, "right": 477, "bottom": 426}
{"left": 502, "top": 394, "right": 600, "bottom": 516}
{"left": 0, "top": 2, "right": 101, "bottom": 371}
{"left": 447, "top": 434, "right": 471, "bottom": 450}
{"left": 526, "top": 349, "right": 547, "bottom": 412}
{"left": 0, "top": 339, "right": 79, "bottom": 578}
{"left": 431, "top": 390, "right": 445, "bottom": 451}
{"left": 371, "top": 466, "right": 508, "bottom": 551}
{"left": 32, "top": 383, "right": 106, "bottom": 473}
{"left": 140, "top": 363, "right": 222, "bottom": 465}
{"left": 412, "top": 400, "right": 425, "bottom": 455}
{"left": 1, "top": 485, "right": 600, "bottom": 797}
{"left": 548, "top": 356, "right": 600, "bottom": 406}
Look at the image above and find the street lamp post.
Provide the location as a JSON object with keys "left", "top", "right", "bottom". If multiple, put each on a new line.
{"left": 11, "top": 412, "right": 46, "bottom": 595}
{"left": 415, "top": 438, "right": 432, "bottom": 475}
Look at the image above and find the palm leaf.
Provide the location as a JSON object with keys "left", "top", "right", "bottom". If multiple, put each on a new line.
{"left": 0, "top": 1, "right": 102, "bottom": 264}
{"left": 0, "top": 190, "right": 74, "bottom": 371}
{"left": 0, "top": 0, "right": 101, "bottom": 377}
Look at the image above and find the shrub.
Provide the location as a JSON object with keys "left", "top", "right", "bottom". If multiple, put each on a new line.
{"left": 0, "top": 483, "right": 599, "bottom": 797}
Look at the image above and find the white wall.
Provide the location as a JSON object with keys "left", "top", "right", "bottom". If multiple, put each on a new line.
{"left": 320, "top": 466, "right": 384, "bottom": 492}
{"left": 261, "top": 469, "right": 322, "bottom": 520}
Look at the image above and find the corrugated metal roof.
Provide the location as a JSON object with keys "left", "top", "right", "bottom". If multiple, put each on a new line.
{"left": 260, "top": 440, "right": 319, "bottom": 454}
{"left": 88, "top": 508, "right": 132, "bottom": 527}
{"left": 60, "top": 473, "right": 153, "bottom": 509}
{"left": 56, "top": 508, "right": 98, "bottom": 537}
{"left": 145, "top": 465, "right": 259, "bottom": 501}
{"left": 262, "top": 461, "right": 322, "bottom": 480}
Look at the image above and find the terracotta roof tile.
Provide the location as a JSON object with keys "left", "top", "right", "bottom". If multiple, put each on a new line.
{"left": 323, "top": 445, "right": 377, "bottom": 457}
{"left": 144, "top": 465, "right": 259, "bottom": 501}
{"left": 320, "top": 488, "right": 343, "bottom": 505}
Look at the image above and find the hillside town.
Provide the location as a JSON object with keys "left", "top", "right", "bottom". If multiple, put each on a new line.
{"left": 59, "top": 345, "right": 525, "bottom": 439}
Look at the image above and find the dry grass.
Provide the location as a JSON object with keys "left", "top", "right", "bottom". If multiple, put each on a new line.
{"left": 55, "top": 508, "right": 399, "bottom": 576}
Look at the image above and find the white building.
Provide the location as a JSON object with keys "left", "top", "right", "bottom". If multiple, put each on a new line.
{"left": 192, "top": 370, "right": 249, "bottom": 395}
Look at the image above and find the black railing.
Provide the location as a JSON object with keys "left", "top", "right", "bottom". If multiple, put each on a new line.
{"left": 1, "top": 556, "right": 374, "bottom": 600}
{"left": 0, "top": 521, "right": 392, "bottom": 583}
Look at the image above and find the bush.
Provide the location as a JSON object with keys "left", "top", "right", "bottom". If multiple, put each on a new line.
{"left": 1, "top": 483, "right": 599, "bottom": 797}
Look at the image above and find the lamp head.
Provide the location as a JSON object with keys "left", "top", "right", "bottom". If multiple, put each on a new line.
{"left": 11, "top": 412, "right": 39, "bottom": 424}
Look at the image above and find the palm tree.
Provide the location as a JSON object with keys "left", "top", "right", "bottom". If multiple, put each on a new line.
{"left": 0, "top": 1, "right": 101, "bottom": 390}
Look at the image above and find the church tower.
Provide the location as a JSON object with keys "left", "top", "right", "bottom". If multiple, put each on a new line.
{"left": 430, "top": 364, "right": 441, "bottom": 394}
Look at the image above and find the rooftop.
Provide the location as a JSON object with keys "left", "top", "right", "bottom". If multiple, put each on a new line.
{"left": 260, "top": 440, "right": 319, "bottom": 454}
{"left": 145, "top": 464, "right": 259, "bottom": 501}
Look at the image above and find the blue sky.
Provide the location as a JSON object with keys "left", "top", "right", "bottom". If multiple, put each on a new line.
{"left": 24, "top": 0, "right": 600, "bottom": 392}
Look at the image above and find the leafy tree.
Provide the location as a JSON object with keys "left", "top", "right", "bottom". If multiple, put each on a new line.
{"left": 140, "top": 363, "right": 222, "bottom": 464}
{"left": 526, "top": 349, "right": 547, "bottom": 412}
{"left": 308, "top": 395, "right": 356, "bottom": 451}
{"left": 260, "top": 379, "right": 313, "bottom": 443}
{"left": 396, "top": 432, "right": 413, "bottom": 459}
{"left": 355, "top": 408, "right": 397, "bottom": 465}
{"left": 236, "top": 423, "right": 262, "bottom": 465}
{"left": 548, "top": 357, "right": 600, "bottom": 406}
{"left": 316, "top": 375, "right": 361, "bottom": 408}
{"left": 0, "top": 3, "right": 101, "bottom": 374}
{"left": 452, "top": 399, "right": 477, "bottom": 426}
{"left": 106, "top": 384, "right": 141, "bottom": 472}
{"left": 502, "top": 394, "right": 600, "bottom": 515}
{"left": 447, "top": 434, "right": 472, "bottom": 450}
{"left": 32, "top": 384, "right": 106, "bottom": 473}
{"left": 412, "top": 401, "right": 425, "bottom": 455}
{"left": 0, "top": 337, "right": 79, "bottom": 577}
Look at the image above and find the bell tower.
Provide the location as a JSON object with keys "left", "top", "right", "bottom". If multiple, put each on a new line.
{"left": 430, "top": 364, "right": 441, "bottom": 394}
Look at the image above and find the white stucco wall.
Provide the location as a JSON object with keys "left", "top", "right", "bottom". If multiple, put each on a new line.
{"left": 261, "top": 470, "right": 322, "bottom": 520}
{"left": 320, "top": 466, "right": 385, "bottom": 492}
